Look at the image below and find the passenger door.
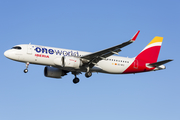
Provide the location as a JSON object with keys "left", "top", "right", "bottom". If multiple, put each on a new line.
{"left": 27, "top": 44, "right": 32, "bottom": 55}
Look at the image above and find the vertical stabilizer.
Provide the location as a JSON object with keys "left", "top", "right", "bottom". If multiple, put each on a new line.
{"left": 135, "top": 36, "right": 163, "bottom": 63}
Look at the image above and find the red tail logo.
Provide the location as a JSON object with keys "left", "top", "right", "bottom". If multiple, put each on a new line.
{"left": 123, "top": 36, "right": 163, "bottom": 73}
{"left": 136, "top": 36, "right": 163, "bottom": 63}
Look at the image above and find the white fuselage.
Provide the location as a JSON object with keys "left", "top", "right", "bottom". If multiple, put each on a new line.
{"left": 4, "top": 44, "right": 135, "bottom": 74}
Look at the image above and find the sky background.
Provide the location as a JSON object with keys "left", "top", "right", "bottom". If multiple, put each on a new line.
{"left": 0, "top": 0, "right": 179, "bottom": 120}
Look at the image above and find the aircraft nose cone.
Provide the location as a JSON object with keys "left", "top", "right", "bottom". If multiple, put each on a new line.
{"left": 4, "top": 50, "right": 10, "bottom": 58}
{"left": 4, "top": 50, "right": 19, "bottom": 60}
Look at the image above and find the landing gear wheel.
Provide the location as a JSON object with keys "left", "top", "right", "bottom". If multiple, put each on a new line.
{"left": 73, "top": 77, "right": 80, "bottom": 84}
{"left": 85, "top": 72, "right": 92, "bottom": 78}
{"left": 24, "top": 62, "right": 29, "bottom": 73}
{"left": 24, "top": 69, "right": 28, "bottom": 73}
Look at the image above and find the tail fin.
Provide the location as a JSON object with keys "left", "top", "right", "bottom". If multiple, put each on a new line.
{"left": 136, "top": 36, "right": 163, "bottom": 63}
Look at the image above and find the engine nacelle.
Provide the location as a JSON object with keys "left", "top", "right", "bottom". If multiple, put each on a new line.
{"left": 44, "top": 66, "right": 67, "bottom": 78}
{"left": 63, "top": 56, "right": 83, "bottom": 69}
{"left": 53, "top": 56, "right": 83, "bottom": 69}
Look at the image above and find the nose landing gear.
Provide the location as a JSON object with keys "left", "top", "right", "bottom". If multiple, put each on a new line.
{"left": 24, "top": 69, "right": 28, "bottom": 73}
{"left": 24, "top": 62, "right": 29, "bottom": 73}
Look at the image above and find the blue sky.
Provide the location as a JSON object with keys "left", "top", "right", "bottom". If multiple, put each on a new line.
{"left": 0, "top": 0, "right": 179, "bottom": 120}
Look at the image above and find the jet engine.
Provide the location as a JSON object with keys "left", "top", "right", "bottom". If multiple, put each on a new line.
{"left": 54, "top": 56, "right": 83, "bottom": 69}
{"left": 63, "top": 56, "right": 83, "bottom": 69}
{"left": 44, "top": 66, "right": 67, "bottom": 78}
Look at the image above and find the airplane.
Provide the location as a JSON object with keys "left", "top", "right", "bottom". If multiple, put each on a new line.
{"left": 4, "top": 31, "right": 173, "bottom": 84}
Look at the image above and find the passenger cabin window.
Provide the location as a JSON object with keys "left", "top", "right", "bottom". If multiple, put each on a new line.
{"left": 11, "top": 46, "right": 22, "bottom": 50}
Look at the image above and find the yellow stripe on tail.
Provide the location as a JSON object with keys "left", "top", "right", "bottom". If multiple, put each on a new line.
{"left": 147, "top": 36, "right": 163, "bottom": 46}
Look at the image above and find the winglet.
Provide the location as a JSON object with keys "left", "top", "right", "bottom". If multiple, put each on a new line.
{"left": 131, "top": 30, "right": 140, "bottom": 42}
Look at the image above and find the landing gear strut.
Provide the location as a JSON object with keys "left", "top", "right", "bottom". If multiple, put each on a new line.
{"left": 85, "top": 67, "right": 92, "bottom": 78}
{"left": 24, "top": 62, "right": 29, "bottom": 73}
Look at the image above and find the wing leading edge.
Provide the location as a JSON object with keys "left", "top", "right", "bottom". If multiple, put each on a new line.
{"left": 81, "top": 30, "right": 140, "bottom": 67}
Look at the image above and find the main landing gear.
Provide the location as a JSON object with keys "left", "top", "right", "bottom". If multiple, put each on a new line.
{"left": 85, "top": 67, "right": 92, "bottom": 78}
{"left": 72, "top": 72, "right": 80, "bottom": 84}
{"left": 72, "top": 71, "right": 92, "bottom": 84}
{"left": 24, "top": 62, "right": 29, "bottom": 73}
{"left": 85, "top": 72, "right": 92, "bottom": 78}
{"left": 73, "top": 77, "right": 80, "bottom": 84}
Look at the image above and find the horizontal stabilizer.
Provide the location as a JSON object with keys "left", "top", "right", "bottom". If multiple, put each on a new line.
{"left": 148, "top": 59, "right": 173, "bottom": 67}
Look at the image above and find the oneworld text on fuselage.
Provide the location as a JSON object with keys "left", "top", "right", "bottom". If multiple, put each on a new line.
{"left": 34, "top": 46, "right": 79, "bottom": 56}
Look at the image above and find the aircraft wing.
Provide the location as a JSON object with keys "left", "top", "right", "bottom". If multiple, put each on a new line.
{"left": 81, "top": 30, "right": 140, "bottom": 67}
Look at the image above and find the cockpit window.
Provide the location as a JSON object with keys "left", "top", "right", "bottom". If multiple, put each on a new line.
{"left": 11, "top": 46, "right": 22, "bottom": 50}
